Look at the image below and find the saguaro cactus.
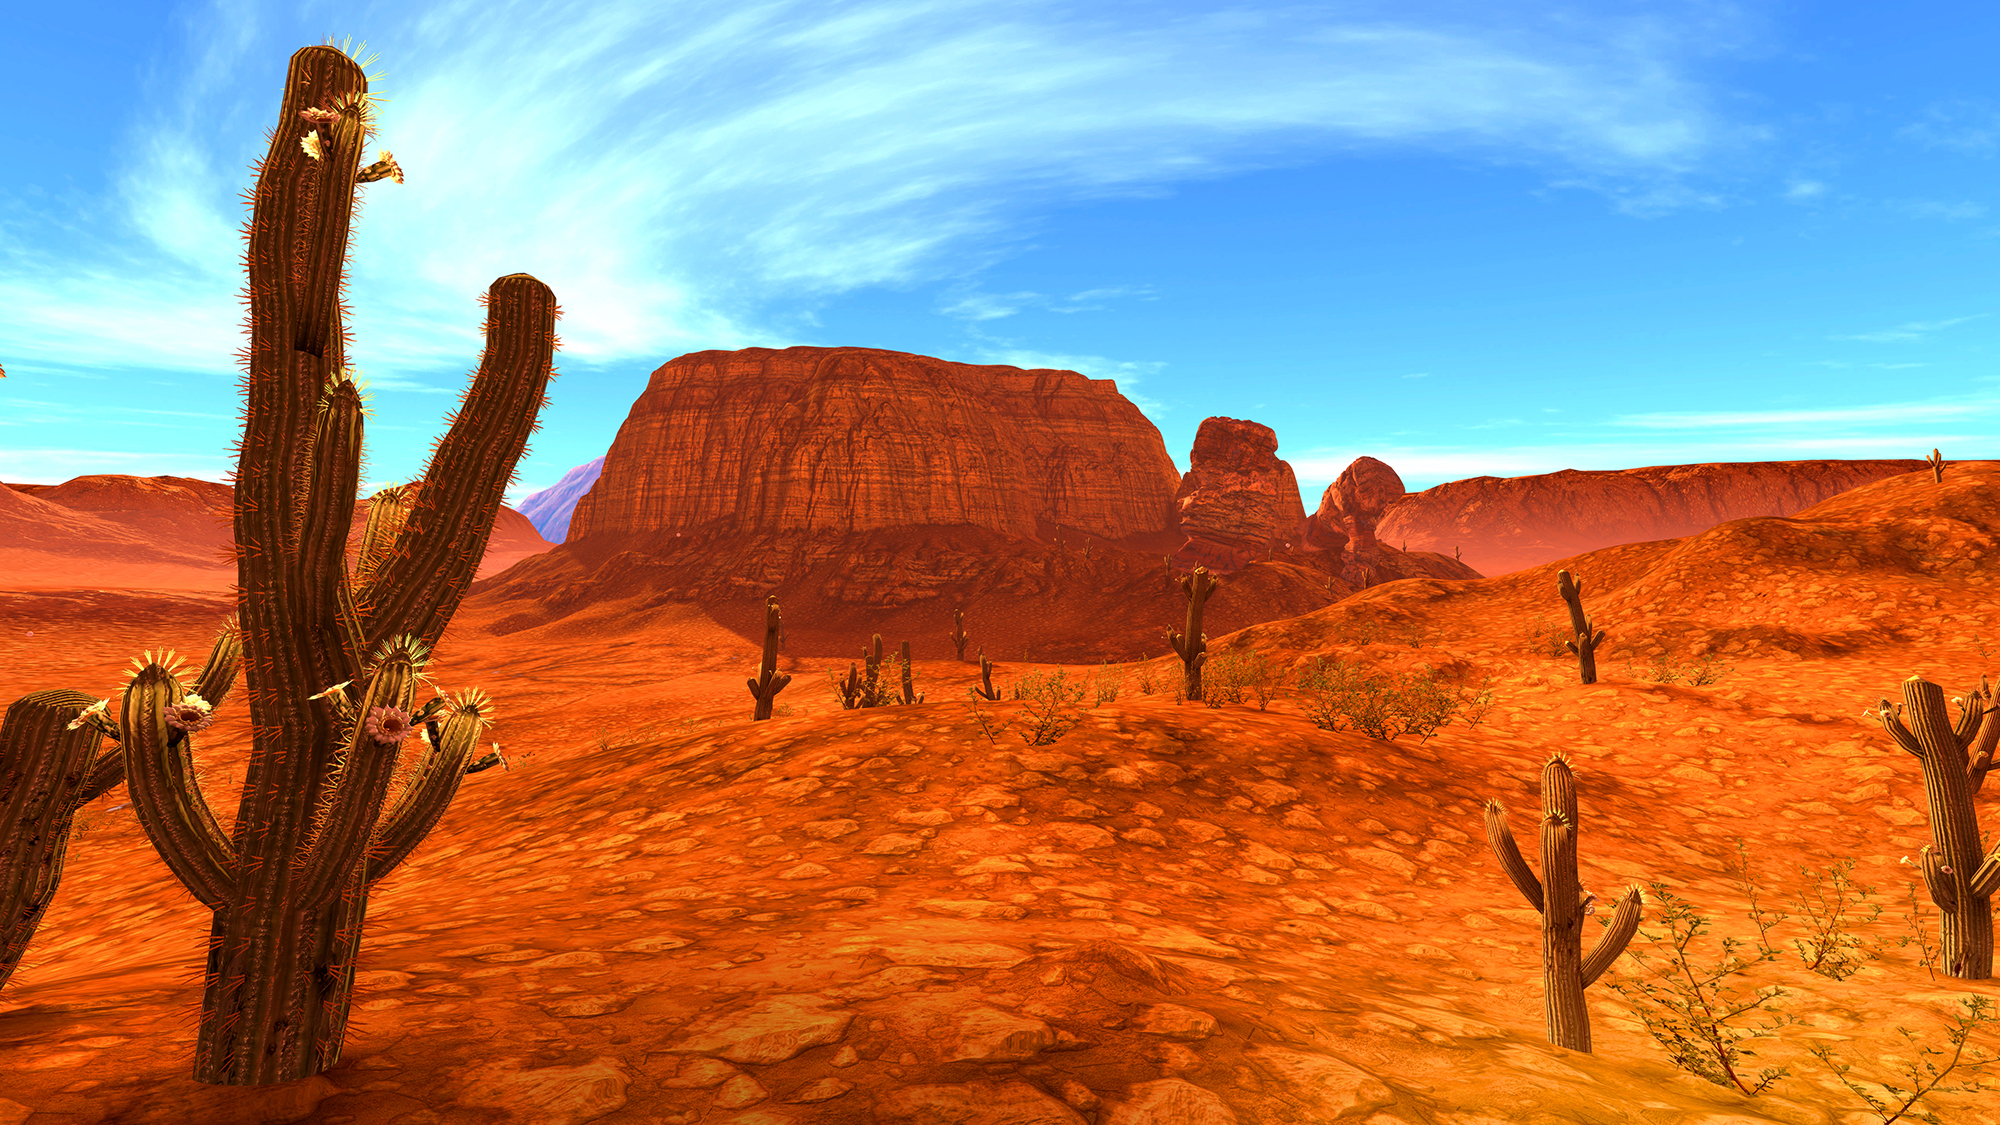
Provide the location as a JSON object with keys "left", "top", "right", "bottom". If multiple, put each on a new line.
{"left": 747, "top": 596, "right": 791, "bottom": 720}
{"left": 950, "top": 609, "right": 970, "bottom": 662}
{"left": 898, "top": 640, "right": 924, "bottom": 704}
{"left": 1930, "top": 448, "right": 1946, "bottom": 483}
{"left": 1166, "top": 566, "right": 1223, "bottom": 702}
{"left": 1, "top": 623, "right": 243, "bottom": 994}
{"left": 1485, "top": 753, "right": 1645, "bottom": 1053}
{"left": 1869, "top": 674, "right": 2000, "bottom": 978}
{"left": 1556, "top": 569, "right": 1606, "bottom": 685}
{"left": 973, "top": 650, "right": 1002, "bottom": 701}
{"left": 113, "top": 42, "right": 555, "bottom": 1086}
{"left": 836, "top": 664, "right": 863, "bottom": 709}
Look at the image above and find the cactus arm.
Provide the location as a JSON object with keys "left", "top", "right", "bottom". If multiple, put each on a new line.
{"left": 289, "top": 638, "right": 426, "bottom": 908}
{"left": 975, "top": 651, "right": 1002, "bottom": 702}
{"left": 1579, "top": 886, "right": 1644, "bottom": 987}
{"left": 366, "top": 697, "right": 492, "bottom": 884}
{"left": 1483, "top": 799, "right": 1545, "bottom": 909}
{"left": 1875, "top": 700, "right": 1926, "bottom": 759}
{"left": 1958, "top": 677, "right": 1999, "bottom": 792}
{"left": 1969, "top": 842, "right": 2000, "bottom": 900}
{"left": 1920, "top": 844, "right": 1959, "bottom": 913}
{"left": 120, "top": 659, "right": 238, "bottom": 909}
{"left": 76, "top": 619, "right": 245, "bottom": 805}
{"left": 352, "top": 274, "right": 560, "bottom": 655}
{"left": 297, "top": 373, "right": 369, "bottom": 672}
{"left": 350, "top": 483, "right": 415, "bottom": 594}
{"left": 0, "top": 690, "right": 114, "bottom": 990}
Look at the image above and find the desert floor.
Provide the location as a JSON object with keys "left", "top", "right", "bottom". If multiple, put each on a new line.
{"left": 2, "top": 487, "right": 1998, "bottom": 1124}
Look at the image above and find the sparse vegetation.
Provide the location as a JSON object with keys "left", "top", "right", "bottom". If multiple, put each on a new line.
{"left": 1200, "top": 647, "right": 1279, "bottom": 709}
{"left": 1593, "top": 845, "right": 1997, "bottom": 1121}
{"left": 1291, "top": 656, "right": 1489, "bottom": 742}
{"left": 1015, "top": 668, "right": 1087, "bottom": 745}
{"left": 1627, "top": 650, "right": 1735, "bottom": 686}
{"left": 1528, "top": 613, "right": 1573, "bottom": 658}
{"left": 1092, "top": 661, "right": 1122, "bottom": 706}
{"left": 1135, "top": 654, "right": 1158, "bottom": 694}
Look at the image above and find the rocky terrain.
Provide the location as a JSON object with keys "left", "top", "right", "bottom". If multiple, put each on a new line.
{"left": 0, "top": 461, "right": 1995, "bottom": 1123}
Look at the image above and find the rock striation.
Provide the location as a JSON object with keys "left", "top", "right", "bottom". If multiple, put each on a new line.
{"left": 565, "top": 347, "right": 1181, "bottom": 545}
{"left": 517, "top": 455, "right": 604, "bottom": 543}
{"left": 1375, "top": 458, "right": 1936, "bottom": 576}
{"left": 1171, "top": 417, "right": 1306, "bottom": 566}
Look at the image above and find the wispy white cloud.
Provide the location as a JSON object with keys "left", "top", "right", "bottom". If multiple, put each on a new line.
{"left": 1899, "top": 98, "right": 2000, "bottom": 155}
{"left": 1894, "top": 199, "right": 1989, "bottom": 221}
{"left": 1608, "top": 397, "right": 1998, "bottom": 429}
{"left": 1828, "top": 313, "right": 1990, "bottom": 343}
{"left": 0, "top": 0, "right": 1747, "bottom": 388}
{"left": 1783, "top": 179, "right": 1826, "bottom": 200}
{"left": 940, "top": 284, "right": 1156, "bottom": 320}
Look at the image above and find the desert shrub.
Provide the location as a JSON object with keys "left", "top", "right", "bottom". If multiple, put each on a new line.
{"left": 1134, "top": 654, "right": 1158, "bottom": 694}
{"left": 1292, "top": 657, "right": 1482, "bottom": 742}
{"left": 1016, "top": 668, "right": 1087, "bottom": 745}
{"left": 1093, "top": 660, "right": 1122, "bottom": 706}
{"left": 1627, "top": 651, "right": 1735, "bottom": 686}
{"left": 1201, "top": 648, "right": 1278, "bottom": 709}
{"left": 1527, "top": 613, "right": 1574, "bottom": 658}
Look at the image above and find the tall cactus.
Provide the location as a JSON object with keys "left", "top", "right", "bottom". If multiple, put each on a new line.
{"left": 1166, "top": 566, "right": 1222, "bottom": 702}
{"left": 747, "top": 596, "right": 791, "bottom": 721}
{"left": 898, "top": 640, "right": 924, "bottom": 704}
{"left": 949, "top": 609, "right": 969, "bottom": 662}
{"left": 1556, "top": 569, "right": 1606, "bottom": 685}
{"left": 1870, "top": 674, "right": 2000, "bottom": 978}
{"left": 113, "top": 42, "right": 556, "bottom": 1086}
{"left": 1485, "top": 753, "right": 1645, "bottom": 1053}
{"left": 1, "top": 623, "right": 242, "bottom": 994}
{"left": 1930, "top": 448, "right": 1946, "bottom": 483}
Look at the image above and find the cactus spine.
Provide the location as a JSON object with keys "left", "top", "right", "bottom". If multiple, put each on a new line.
{"left": 0, "top": 624, "right": 243, "bottom": 993}
{"left": 747, "top": 596, "right": 791, "bottom": 720}
{"left": 1166, "top": 565, "right": 1222, "bottom": 702}
{"left": 1556, "top": 569, "right": 1606, "bottom": 685}
{"left": 1871, "top": 674, "right": 2000, "bottom": 978}
{"left": 950, "top": 609, "right": 969, "bottom": 661}
{"left": 1485, "top": 754, "right": 1645, "bottom": 1052}
{"left": 1930, "top": 448, "right": 1945, "bottom": 483}
{"left": 114, "top": 42, "right": 553, "bottom": 1086}
{"left": 898, "top": 640, "right": 923, "bottom": 704}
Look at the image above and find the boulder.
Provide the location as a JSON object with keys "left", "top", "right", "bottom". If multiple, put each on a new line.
{"left": 1171, "top": 417, "right": 1306, "bottom": 565}
{"left": 1305, "top": 457, "right": 1405, "bottom": 553}
{"left": 566, "top": 347, "right": 1181, "bottom": 545}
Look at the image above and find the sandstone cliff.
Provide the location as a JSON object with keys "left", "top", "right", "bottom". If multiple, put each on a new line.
{"left": 1171, "top": 417, "right": 1306, "bottom": 566}
{"left": 1375, "top": 458, "right": 1936, "bottom": 577}
{"left": 517, "top": 455, "right": 604, "bottom": 543}
{"left": 565, "top": 347, "right": 1181, "bottom": 545}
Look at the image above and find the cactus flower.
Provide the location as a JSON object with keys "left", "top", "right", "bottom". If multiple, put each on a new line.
{"left": 65, "top": 698, "right": 109, "bottom": 731}
{"left": 362, "top": 705, "right": 415, "bottom": 745}
{"left": 164, "top": 693, "right": 215, "bottom": 734}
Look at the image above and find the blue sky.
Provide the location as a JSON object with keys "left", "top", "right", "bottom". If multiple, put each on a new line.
{"left": 2, "top": 0, "right": 1995, "bottom": 513}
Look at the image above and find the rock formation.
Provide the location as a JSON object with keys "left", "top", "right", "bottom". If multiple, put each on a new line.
{"left": 1304, "top": 456, "right": 1405, "bottom": 554}
{"left": 1170, "top": 417, "right": 1306, "bottom": 568}
{"left": 1375, "top": 458, "right": 1936, "bottom": 576}
{"left": 517, "top": 455, "right": 604, "bottom": 543}
{"left": 565, "top": 347, "right": 1181, "bottom": 545}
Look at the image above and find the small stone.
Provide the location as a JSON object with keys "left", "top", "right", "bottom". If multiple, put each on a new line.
{"left": 955, "top": 856, "right": 1031, "bottom": 875}
{"left": 1119, "top": 828, "right": 1167, "bottom": 847}
{"left": 958, "top": 785, "right": 1020, "bottom": 808}
{"left": 1174, "top": 819, "right": 1229, "bottom": 844}
{"left": 784, "top": 1077, "right": 854, "bottom": 1103}
{"left": 822, "top": 886, "right": 878, "bottom": 901}
{"left": 1236, "top": 866, "right": 1285, "bottom": 885}
{"left": 921, "top": 899, "right": 1029, "bottom": 920}
{"left": 1046, "top": 823, "right": 1114, "bottom": 850}
{"left": 1132, "top": 801, "right": 1164, "bottom": 817}
{"left": 713, "top": 1073, "right": 768, "bottom": 1108}
{"left": 776, "top": 863, "right": 834, "bottom": 880}
{"left": 948, "top": 1007, "right": 1056, "bottom": 1061}
{"left": 893, "top": 808, "right": 956, "bottom": 826}
{"left": 1102, "top": 1078, "right": 1238, "bottom": 1124}
{"left": 802, "top": 819, "right": 861, "bottom": 839}
{"left": 661, "top": 1057, "right": 739, "bottom": 1088}
{"left": 1281, "top": 807, "right": 1325, "bottom": 829}
{"left": 1097, "top": 767, "right": 1143, "bottom": 787}
{"left": 831, "top": 1045, "right": 860, "bottom": 1068}
{"left": 1056, "top": 1077, "right": 1101, "bottom": 1111}
{"left": 1242, "top": 842, "right": 1297, "bottom": 869}
{"left": 862, "top": 834, "right": 926, "bottom": 855}
{"left": 1133, "top": 1003, "right": 1218, "bottom": 1040}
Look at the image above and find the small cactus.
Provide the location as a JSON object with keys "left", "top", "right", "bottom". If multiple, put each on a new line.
{"left": 973, "top": 650, "right": 1002, "bottom": 701}
{"left": 1556, "top": 569, "right": 1606, "bottom": 685}
{"left": 747, "top": 596, "right": 792, "bottom": 721}
{"left": 950, "top": 609, "right": 969, "bottom": 662}
{"left": 1930, "top": 448, "right": 1946, "bottom": 483}
{"left": 898, "top": 640, "right": 924, "bottom": 705}
{"left": 1166, "top": 566, "right": 1223, "bottom": 702}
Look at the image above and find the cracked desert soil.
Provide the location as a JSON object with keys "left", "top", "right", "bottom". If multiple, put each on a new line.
{"left": 1, "top": 464, "right": 1998, "bottom": 1125}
